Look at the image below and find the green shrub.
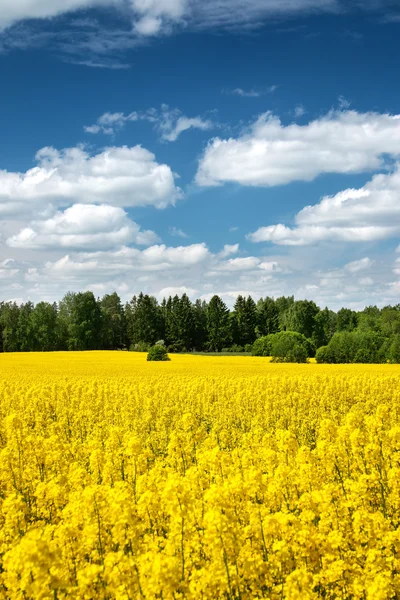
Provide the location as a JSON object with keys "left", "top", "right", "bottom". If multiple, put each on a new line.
{"left": 315, "top": 345, "right": 335, "bottom": 363}
{"left": 318, "top": 331, "right": 386, "bottom": 364}
{"left": 147, "top": 345, "right": 170, "bottom": 362}
{"left": 270, "top": 331, "right": 310, "bottom": 364}
{"left": 388, "top": 334, "right": 400, "bottom": 363}
{"left": 252, "top": 335, "right": 273, "bottom": 357}
{"left": 244, "top": 344, "right": 253, "bottom": 353}
{"left": 231, "top": 344, "right": 244, "bottom": 352}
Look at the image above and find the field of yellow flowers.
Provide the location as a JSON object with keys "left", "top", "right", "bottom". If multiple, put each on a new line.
{"left": 0, "top": 352, "right": 399, "bottom": 599}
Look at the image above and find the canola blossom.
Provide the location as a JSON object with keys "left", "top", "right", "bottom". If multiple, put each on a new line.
{"left": 0, "top": 352, "right": 399, "bottom": 599}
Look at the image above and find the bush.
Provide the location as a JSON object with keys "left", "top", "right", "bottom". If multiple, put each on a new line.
{"left": 387, "top": 334, "right": 400, "bottom": 363}
{"left": 244, "top": 344, "right": 253, "bottom": 353}
{"left": 317, "top": 331, "right": 386, "bottom": 364}
{"left": 316, "top": 345, "right": 336, "bottom": 364}
{"left": 147, "top": 345, "right": 171, "bottom": 362}
{"left": 252, "top": 335, "right": 273, "bottom": 357}
{"left": 270, "top": 331, "right": 311, "bottom": 364}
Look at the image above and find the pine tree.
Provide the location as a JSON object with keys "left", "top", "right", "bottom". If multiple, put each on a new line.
{"left": 100, "top": 293, "right": 126, "bottom": 350}
{"left": 207, "top": 295, "right": 231, "bottom": 351}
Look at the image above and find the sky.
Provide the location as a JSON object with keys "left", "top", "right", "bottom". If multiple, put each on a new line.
{"left": 1, "top": 0, "right": 400, "bottom": 310}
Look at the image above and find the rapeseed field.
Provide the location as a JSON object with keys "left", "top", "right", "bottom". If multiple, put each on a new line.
{"left": 0, "top": 352, "right": 399, "bottom": 599}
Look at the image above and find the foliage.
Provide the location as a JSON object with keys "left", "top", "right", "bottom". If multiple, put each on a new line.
{"left": 206, "top": 295, "right": 231, "bottom": 351}
{"left": 0, "top": 353, "right": 399, "bottom": 598}
{"left": 316, "top": 331, "right": 387, "bottom": 364}
{"left": 147, "top": 344, "right": 170, "bottom": 361}
{"left": 270, "top": 331, "right": 312, "bottom": 363}
{"left": 1, "top": 292, "right": 400, "bottom": 360}
{"left": 252, "top": 335, "right": 273, "bottom": 356}
{"left": 129, "top": 341, "right": 150, "bottom": 352}
{"left": 221, "top": 344, "right": 245, "bottom": 353}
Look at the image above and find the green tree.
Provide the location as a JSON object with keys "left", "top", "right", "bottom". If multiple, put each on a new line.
{"left": 100, "top": 293, "right": 126, "bottom": 350}
{"left": 58, "top": 292, "right": 101, "bottom": 350}
{"left": 31, "top": 302, "right": 58, "bottom": 351}
{"left": 126, "top": 293, "right": 162, "bottom": 347}
{"left": 336, "top": 308, "right": 358, "bottom": 332}
{"left": 17, "top": 301, "right": 35, "bottom": 351}
{"left": 193, "top": 299, "right": 208, "bottom": 351}
{"left": 0, "top": 302, "right": 20, "bottom": 352}
{"left": 207, "top": 296, "right": 231, "bottom": 351}
{"left": 357, "top": 306, "right": 382, "bottom": 333}
{"left": 275, "top": 296, "right": 295, "bottom": 330}
{"left": 380, "top": 307, "right": 400, "bottom": 337}
{"left": 282, "top": 300, "right": 320, "bottom": 340}
{"left": 313, "top": 307, "right": 337, "bottom": 348}
{"left": 256, "top": 297, "right": 279, "bottom": 336}
{"left": 163, "top": 294, "right": 195, "bottom": 351}
{"left": 232, "top": 295, "right": 257, "bottom": 346}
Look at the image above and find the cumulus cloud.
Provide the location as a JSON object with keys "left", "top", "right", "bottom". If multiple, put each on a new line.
{"left": 248, "top": 165, "right": 400, "bottom": 245}
{"left": 6, "top": 204, "right": 160, "bottom": 250}
{"left": 196, "top": 110, "right": 400, "bottom": 187}
{"left": 85, "top": 104, "right": 214, "bottom": 141}
{"left": 0, "top": 145, "right": 182, "bottom": 217}
{"left": 38, "top": 243, "right": 212, "bottom": 279}
{"left": 218, "top": 244, "right": 239, "bottom": 258}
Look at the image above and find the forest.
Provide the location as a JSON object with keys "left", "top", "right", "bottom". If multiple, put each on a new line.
{"left": 1, "top": 291, "right": 400, "bottom": 362}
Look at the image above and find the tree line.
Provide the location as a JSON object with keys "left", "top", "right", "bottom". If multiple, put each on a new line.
{"left": 0, "top": 291, "right": 399, "bottom": 361}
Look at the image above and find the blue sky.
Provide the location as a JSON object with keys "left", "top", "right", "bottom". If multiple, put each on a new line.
{"left": 1, "top": 0, "right": 400, "bottom": 309}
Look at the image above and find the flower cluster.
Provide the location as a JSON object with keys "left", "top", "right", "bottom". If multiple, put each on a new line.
{"left": 0, "top": 352, "right": 399, "bottom": 599}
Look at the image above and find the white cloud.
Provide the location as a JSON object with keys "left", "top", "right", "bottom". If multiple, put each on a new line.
{"left": 0, "top": 145, "right": 182, "bottom": 217}
{"left": 218, "top": 244, "right": 239, "bottom": 258}
{"left": 231, "top": 88, "right": 261, "bottom": 98}
{"left": 160, "top": 114, "right": 213, "bottom": 142}
{"left": 131, "top": 0, "right": 186, "bottom": 35}
{"left": 158, "top": 286, "right": 198, "bottom": 298}
{"left": 294, "top": 105, "right": 306, "bottom": 118}
{"left": 84, "top": 111, "right": 138, "bottom": 135}
{"left": 358, "top": 277, "right": 374, "bottom": 286}
{"left": 6, "top": 204, "right": 160, "bottom": 250}
{"left": 216, "top": 256, "right": 261, "bottom": 271}
{"left": 248, "top": 165, "right": 400, "bottom": 245}
{"left": 259, "top": 261, "right": 282, "bottom": 272}
{"left": 0, "top": 0, "right": 341, "bottom": 34}
{"left": 228, "top": 85, "right": 277, "bottom": 98}
{"left": 196, "top": 110, "right": 400, "bottom": 187}
{"left": 0, "top": 0, "right": 106, "bottom": 30}
{"left": 344, "top": 257, "right": 374, "bottom": 273}
{"left": 27, "top": 243, "right": 212, "bottom": 288}
{"left": 84, "top": 104, "right": 213, "bottom": 141}
{"left": 169, "top": 226, "right": 188, "bottom": 238}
